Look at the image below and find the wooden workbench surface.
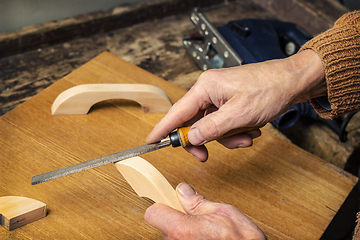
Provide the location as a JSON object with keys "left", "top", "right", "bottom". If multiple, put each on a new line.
{"left": 0, "top": 0, "right": 359, "bottom": 192}
{"left": 1, "top": 51, "right": 357, "bottom": 239}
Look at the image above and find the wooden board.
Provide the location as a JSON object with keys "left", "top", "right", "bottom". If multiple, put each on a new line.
{"left": 0, "top": 51, "right": 357, "bottom": 239}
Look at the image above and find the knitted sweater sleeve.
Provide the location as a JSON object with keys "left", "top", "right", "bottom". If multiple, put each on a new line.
{"left": 300, "top": 11, "right": 360, "bottom": 119}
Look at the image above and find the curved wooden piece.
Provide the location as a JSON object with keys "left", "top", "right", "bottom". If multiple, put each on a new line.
{"left": 114, "top": 157, "right": 185, "bottom": 213}
{"left": 51, "top": 84, "right": 172, "bottom": 115}
{"left": 0, "top": 196, "right": 47, "bottom": 230}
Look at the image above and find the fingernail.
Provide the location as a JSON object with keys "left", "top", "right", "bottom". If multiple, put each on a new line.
{"left": 191, "top": 154, "right": 202, "bottom": 162}
{"left": 236, "top": 143, "right": 245, "bottom": 148}
{"left": 236, "top": 141, "right": 252, "bottom": 148}
{"left": 176, "top": 182, "right": 197, "bottom": 198}
{"left": 188, "top": 128, "right": 206, "bottom": 145}
{"left": 248, "top": 130, "right": 261, "bottom": 139}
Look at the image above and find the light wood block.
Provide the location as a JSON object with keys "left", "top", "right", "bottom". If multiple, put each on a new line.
{"left": 51, "top": 84, "right": 172, "bottom": 115}
{"left": 115, "top": 157, "right": 185, "bottom": 213}
{"left": 0, "top": 196, "right": 46, "bottom": 231}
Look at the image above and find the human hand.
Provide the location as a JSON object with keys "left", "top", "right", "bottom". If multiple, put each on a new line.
{"left": 146, "top": 50, "right": 325, "bottom": 161}
{"left": 145, "top": 182, "right": 266, "bottom": 240}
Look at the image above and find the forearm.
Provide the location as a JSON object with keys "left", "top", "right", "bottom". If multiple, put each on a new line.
{"left": 286, "top": 49, "right": 326, "bottom": 104}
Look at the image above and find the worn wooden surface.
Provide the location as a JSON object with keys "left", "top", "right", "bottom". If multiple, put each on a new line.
{"left": 0, "top": 1, "right": 358, "bottom": 175}
{"left": 0, "top": 51, "right": 357, "bottom": 239}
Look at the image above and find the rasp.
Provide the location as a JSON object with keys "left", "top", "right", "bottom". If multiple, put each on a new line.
{"left": 31, "top": 126, "right": 260, "bottom": 185}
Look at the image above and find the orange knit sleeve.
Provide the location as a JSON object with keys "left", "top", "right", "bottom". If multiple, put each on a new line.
{"left": 300, "top": 11, "right": 360, "bottom": 118}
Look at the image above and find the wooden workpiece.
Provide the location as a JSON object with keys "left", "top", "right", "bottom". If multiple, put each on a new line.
{"left": 115, "top": 156, "right": 185, "bottom": 213}
{"left": 0, "top": 51, "right": 357, "bottom": 239}
{"left": 51, "top": 84, "right": 172, "bottom": 115}
{"left": 0, "top": 196, "right": 47, "bottom": 231}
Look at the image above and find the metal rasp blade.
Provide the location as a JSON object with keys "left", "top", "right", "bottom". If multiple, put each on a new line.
{"left": 31, "top": 126, "right": 262, "bottom": 185}
{"left": 31, "top": 138, "right": 171, "bottom": 185}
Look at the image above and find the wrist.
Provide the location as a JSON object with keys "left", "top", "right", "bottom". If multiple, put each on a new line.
{"left": 287, "top": 49, "right": 326, "bottom": 104}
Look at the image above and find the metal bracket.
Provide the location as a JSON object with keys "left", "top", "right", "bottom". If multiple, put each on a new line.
{"left": 183, "top": 8, "right": 242, "bottom": 71}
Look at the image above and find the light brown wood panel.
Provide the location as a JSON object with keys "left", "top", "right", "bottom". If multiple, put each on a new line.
{"left": 0, "top": 51, "right": 357, "bottom": 239}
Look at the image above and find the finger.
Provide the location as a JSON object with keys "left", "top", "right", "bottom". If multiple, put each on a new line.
{"left": 203, "top": 104, "right": 218, "bottom": 117}
{"left": 144, "top": 203, "right": 185, "bottom": 234}
{"left": 216, "top": 129, "right": 262, "bottom": 149}
{"left": 217, "top": 134, "right": 254, "bottom": 148}
{"left": 184, "top": 145, "right": 208, "bottom": 162}
{"left": 246, "top": 129, "right": 262, "bottom": 139}
{"left": 183, "top": 109, "right": 207, "bottom": 126}
{"left": 176, "top": 182, "right": 222, "bottom": 215}
{"left": 187, "top": 105, "right": 240, "bottom": 146}
{"left": 176, "top": 183, "right": 267, "bottom": 239}
{"left": 146, "top": 82, "right": 212, "bottom": 144}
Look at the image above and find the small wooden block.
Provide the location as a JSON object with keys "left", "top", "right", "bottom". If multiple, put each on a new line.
{"left": 51, "top": 83, "right": 173, "bottom": 115}
{"left": 114, "top": 157, "right": 185, "bottom": 213}
{"left": 0, "top": 196, "right": 47, "bottom": 231}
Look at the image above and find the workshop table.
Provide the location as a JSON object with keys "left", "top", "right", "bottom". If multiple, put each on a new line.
{"left": 0, "top": 52, "right": 357, "bottom": 239}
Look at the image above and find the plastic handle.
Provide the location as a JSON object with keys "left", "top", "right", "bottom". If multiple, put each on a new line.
{"left": 177, "top": 125, "right": 263, "bottom": 148}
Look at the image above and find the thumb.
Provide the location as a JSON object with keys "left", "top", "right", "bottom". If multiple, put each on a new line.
{"left": 187, "top": 107, "right": 236, "bottom": 146}
{"left": 176, "top": 182, "right": 220, "bottom": 215}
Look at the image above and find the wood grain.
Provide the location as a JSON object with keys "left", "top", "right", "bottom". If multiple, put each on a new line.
{"left": 0, "top": 52, "right": 357, "bottom": 239}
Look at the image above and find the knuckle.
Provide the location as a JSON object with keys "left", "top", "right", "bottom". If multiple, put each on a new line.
{"left": 214, "top": 203, "right": 238, "bottom": 216}
{"left": 197, "top": 69, "right": 218, "bottom": 88}
{"left": 198, "top": 70, "right": 212, "bottom": 82}
{"left": 187, "top": 195, "right": 208, "bottom": 214}
{"left": 202, "top": 118, "right": 223, "bottom": 140}
{"left": 167, "top": 216, "right": 195, "bottom": 240}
